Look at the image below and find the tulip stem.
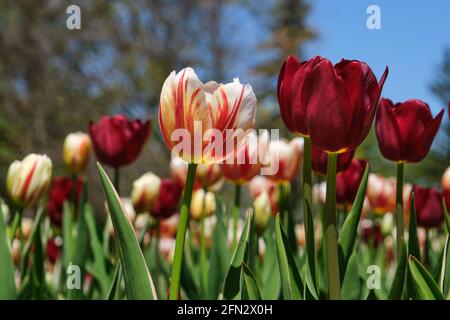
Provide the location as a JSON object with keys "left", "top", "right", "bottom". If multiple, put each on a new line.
{"left": 395, "top": 162, "right": 404, "bottom": 258}
{"left": 199, "top": 205, "right": 208, "bottom": 298}
{"left": 303, "top": 136, "right": 317, "bottom": 290}
{"left": 325, "top": 152, "right": 341, "bottom": 300}
{"left": 169, "top": 163, "right": 197, "bottom": 300}
{"left": 232, "top": 184, "right": 241, "bottom": 249}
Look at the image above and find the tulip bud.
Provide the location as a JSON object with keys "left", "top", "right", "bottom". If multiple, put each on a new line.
{"left": 131, "top": 172, "right": 161, "bottom": 214}
{"left": 442, "top": 166, "right": 450, "bottom": 191}
{"left": 253, "top": 192, "right": 272, "bottom": 235}
{"left": 295, "top": 224, "right": 306, "bottom": 247}
{"left": 381, "top": 212, "right": 394, "bottom": 236}
{"left": 63, "top": 132, "right": 92, "bottom": 174}
{"left": 190, "top": 189, "right": 216, "bottom": 220}
{"left": 6, "top": 154, "right": 52, "bottom": 208}
{"left": 11, "top": 238, "right": 21, "bottom": 266}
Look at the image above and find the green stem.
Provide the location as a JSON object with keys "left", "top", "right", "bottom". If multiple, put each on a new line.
{"left": 303, "top": 137, "right": 316, "bottom": 288}
{"left": 325, "top": 152, "right": 340, "bottom": 300}
{"left": 395, "top": 162, "right": 404, "bottom": 258}
{"left": 199, "top": 201, "right": 208, "bottom": 297}
{"left": 232, "top": 184, "right": 241, "bottom": 249}
{"left": 169, "top": 163, "right": 197, "bottom": 300}
{"left": 9, "top": 208, "right": 22, "bottom": 244}
{"left": 114, "top": 168, "right": 120, "bottom": 195}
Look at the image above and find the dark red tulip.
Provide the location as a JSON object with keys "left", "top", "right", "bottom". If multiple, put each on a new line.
{"left": 151, "top": 178, "right": 182, "bottom": 219}
{"left": 89, "top": 115, "right": 151, "bottom": 168}
{"left": 412, "top": 185, "right": 443, "bottom": 229}
{"left": 336, "top": 159, "right": 367, "bottom": 205}
{"left": 46, "top": 238, "right": 62, "bottom": 264}
{"left": 302, "top": 58, "right": 388, "bottom": 153}
{"left": 277, "top": 55, "right": 325, "bottom": 136}
{"left": 311, "top": 144, "right": 355, "bottom": 176}
{"left": 48, "top": 176, "right": 83, "bottom": 227}
{"left": 361, "top": 220, "right": 382, "bottom": 247}
{"left": 375, "top": 99, "right": 444, "bottom": 163}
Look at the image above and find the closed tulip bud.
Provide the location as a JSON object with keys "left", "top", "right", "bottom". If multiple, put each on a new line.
{"left": 376, "top": 99, "right": 444, "bottom": 163}
{"left": 366, "top": 174, "right": 396, "bottom": 214}
{"left": 190, "top": 189, "right": 216, "bottom": 220}
{"left": 21, "top": 217, "right": 33, "bottom": 241}
{"left": 381, "top": 212, "right": 394, "bottom": 236}
{"left": 442, "top": 166, "right": 450, "bottom": 191}
{"left": 412, "top": 185, "right": 444, "bottom": 229}
{"left": 253, "top": 192, "right": 272, "bottom": 235}
{"left": 63, "top": 132, "right": 92, "bottom": 174}
{"left": 6, "top": 154, "right": 52, "bottom": 208}
{"left": 131, "top": 172, "right": 161, "bottom": 214}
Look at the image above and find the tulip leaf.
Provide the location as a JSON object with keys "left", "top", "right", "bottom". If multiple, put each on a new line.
{"left": 260, "top": 221, "right": 281, "bottom": 299}
{"left": 304, "top": 199, "right": 319, "bottom": 298}
{"left": 439, "top": 234, "right": 450, "bottom": 297}
{"left": 388, "top": 238, "right": 407, "bottom": 299}
{"left": 220, "top": 210, "right": 251, "bottom": 300}
{"left": 341, "top": 251, "right": 362, "bottom": 300}
{"left": 274, "top": 214, "right": 303, "bottom": 300}
{"left": 0, "top": 204, "right": 16, "bottom": 299}
{"left": 241, "top": 263, "right": 261, "bottom": 300}
{"left": 106, "top": 263, "right": 122, "bottom": 300}
{"left": 97, "top": 162, "right": 156, "bottom": 300}
{"left": 408, "top": 255, "right": 444, "bottom": 300}
{"left": 408, "top": 193, "right": 421, "bottom": 260}
{"left": 20, "top": 207, "right": 44, "bottom": 275}
{"left": 442, "top": 198, "right": 450, "bottom": 234}
{"left": 84, "top": 204, "right": 110, "bottom": 298}
{"left": 62, "top": 201, "right": 75, "bottom": 269}
{"left": 180, "top": 243, "right": 201, "bottom": 300}
{"left": 338, "top": 163, "right": 369, "bottom": 280}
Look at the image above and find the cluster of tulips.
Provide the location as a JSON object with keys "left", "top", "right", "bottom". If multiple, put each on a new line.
{"left": 1, "top": 55, "right": 450, "bottom": 301}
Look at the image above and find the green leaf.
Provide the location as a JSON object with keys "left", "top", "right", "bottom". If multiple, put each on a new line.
{"left": 341, "top": 251, "right": 362, "bottom": 300}
{"left": 408, "top": 193, "right": 421, "bottom": 260}
{"left": 84, "top": 204, "right": 110, "bottom": 298}
{"left": 274, "top": 214, "right": 303, "bottom": 300}
{"left": 20, "top": 207, "right": 44, "bottom": 275}
{"left": 62, "top": 201, "right": 75, "bottom": 269}
{"left": 338, "top": 164, "right": 369, "bottom": 280}
{"left": 106, "top": 263, "right": 122, "bottom": 300}
{"left": 220, "top": 210, "right": 251, "bottom": 300}
{"left": 97, "top": 162, "right": 156, "bottom": 300}
{"left": 442, "top": 197, "right": 450, "bottom": 234}
{"left": 241, "top": 263, "right": 261, "bottom": 300}
{"left": 408, "top": 255, "right": 444, "bottom": 300}
{"left": 439, "top": 234, "right": 450, "bottom": 297}
{"left": 388, "top": 238, "right": 407, "bottom": 299}
{"left": 303, "top": 199, "right": 318, "bottom": 298}
{"left": 0, "top": 204, "right": 16, "bottom": 299}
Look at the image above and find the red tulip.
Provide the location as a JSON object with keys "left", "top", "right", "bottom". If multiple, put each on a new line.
{"left": 412, "top": 185, "right": 443, "bottom": 229}
{"left": 89, "top": 115, "right": 151, "bottom": 168}
{"left": 277, "top": 55, "right": 325, "bottom": 136}
{"left": 303, "top": 58, "right": 388, "bottom": 153}
{"left": 151, "top": 179, "right": 182, "bottom": 219}
{"left": 336, "top": 159, "right": 367, "bottom": 206}
{"left": 48, "top": 176, "right": 83, "bottom": 227}
{"left": 375, "top": 99, "right": 444, "bottom": 163}
{"left": 311, "top": 144, "right": 354, "bottom": 176}
{"left": 360, "top": 219, "right": 382, "bottom": 247}
{"left": 46, "top": 237, "right": 62, "bottom": 264}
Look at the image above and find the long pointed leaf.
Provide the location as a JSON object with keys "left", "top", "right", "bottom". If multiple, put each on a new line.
{"left": 408, "top": 255, "right": 444, "bottom": 300}
{"left": 97, "top": 162, "right": 156, "bottom": 300}
{"left": 0, "top": 204, "right": 16, "bottom": 299}
{"left": 388, "top": 238, "right": 407, "bottom": 299}
{"left": 439, "top": 234, "right": 450, "bottom": 297}
{"left": 408, "top": 193, "right": 421, "bottom": 260}
{"left": 241, "top": 263, "right": 261, "bottom": 300}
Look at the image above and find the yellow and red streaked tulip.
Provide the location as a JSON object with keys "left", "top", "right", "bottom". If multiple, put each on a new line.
{"left": 311, "top": 144, "right": 355, "bottom": 176}
{"left": 159, "top": 68, "right": 257, "bottom": 164}
{"left": 221, "top": 130, "right": 270, "bottom": 184}
{"left": 63, "top": 132, "right": 92, "bottom": 174}
{"left": 335, "top": 159, "right": 367, "bottom": 206}
{"left": 89, "top": 115, "right": 151, "bottom": 168}
{"left": 253, "top": 192, "right": 272, "bottom": 235}
{"left": 375, "top": 99, "right": 444, "bottom": 163}
{"left": 442, "top": 166, "right": 450, "bottom": 191}
{"left": 366, "top": 174, "right": 396, "bottom": 214}
{"left": 302, "top": 58, "right": 388, "bottom": 153}
{"left": 266, "top": 137, "right": 303, "bottom": 183}
{"left": 131, "top": 172, "right": 161, "bottom": 214}
{"left": 6, "top": 154, "right": 52, "bottom": 208}
{"left": 411, "top": 185, "right": 444, "bottom": 229}
{"left": 248, "top": 176, "right": 279, "bottom": 214}
{"left": 190, "top": 189, "right": 216, "bottom": 221}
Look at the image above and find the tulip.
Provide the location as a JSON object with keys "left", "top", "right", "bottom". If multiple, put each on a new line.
{"left": 336, "top": 159, "right": 367, "bottom": 207}
{"left": 248, "top": 176, "right": 280, "bottom": 215}
{"left": 366, "top": 174, "right": 396, "bottom": 214}
{"left": 375, "top": 98, "right": 444, "bottom": 256}
{"left": 131, "top": 172, "right": 161, "bottom": 214}
{"left": 312, "top": 144, "right": 355, "bottom": 176}
{"left": 6, "top": 154, "right": 52, "bottom": 208}
{"left": 159, "top": 68, "right": 257, "bottom": 299}
{"left": 170, "top": 156, "right": 223, "bottom": 191}
{"left": 442, "top": 166, "right": 450, "bottom": 191}
{"left": 63, "top": 132, "right": 92, "bottom": 174}
{"left": 46, "top": 237, "right": 62, "bottom": 264}
{"left": 150, "top": 179, "right": 182, "bottom": 219}
{"left": 190, "top": 189, "right": 216, "bottom": 221}
{"left": 266, "top": 138, "right": 303, "bottom": 183}
{"left": 48, "top": 176, "right": 83, "bottom": 227}
{"left": 381, "top": 212, "right": 394, "bottom": 236}
{"left": 360, "top": 219, "right": 382, "bottom": 247}
{"left": 412, "top": 185, "right": 444, "bottom": 229}
{"left": 253, "top": 192, "right": 272, "bottom": 235}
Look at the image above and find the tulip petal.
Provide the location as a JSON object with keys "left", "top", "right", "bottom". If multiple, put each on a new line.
{"left": 375, "top": 99, "right": 404, "bottom": 161}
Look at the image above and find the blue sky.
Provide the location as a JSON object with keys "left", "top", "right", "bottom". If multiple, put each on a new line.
{"left": 305, "top": 0, "right": 450, "bottom": 113}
